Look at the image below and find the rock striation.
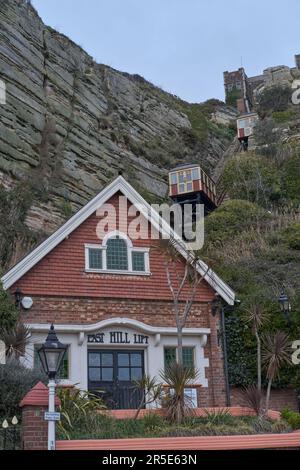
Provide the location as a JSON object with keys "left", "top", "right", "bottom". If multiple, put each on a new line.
{"left": 0, "top": 0, "right": 234, "bottom": 267}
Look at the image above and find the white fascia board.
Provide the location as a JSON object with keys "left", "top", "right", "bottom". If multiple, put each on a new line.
{"left": 26, "top": 317, "right": 211, "bottom": 336}
{"left": 2, "top": 176, "right": 235, "bottom": 304}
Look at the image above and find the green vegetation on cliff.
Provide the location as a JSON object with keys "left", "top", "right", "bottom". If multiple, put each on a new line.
{"left": 204, "top": 95, "right": 300, "bottom": 388}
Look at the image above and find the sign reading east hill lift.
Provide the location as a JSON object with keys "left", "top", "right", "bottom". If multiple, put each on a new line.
{"left": 87, "top": 331, "right": 149, "bottom": 345}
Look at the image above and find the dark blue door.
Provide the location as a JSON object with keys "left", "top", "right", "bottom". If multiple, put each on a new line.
{"left": 88, "top": 349, "right": 144, "bottom": 409}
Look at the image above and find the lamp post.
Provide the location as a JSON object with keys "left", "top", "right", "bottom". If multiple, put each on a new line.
{"left": 278, "top": 290, "right": 292, "bottom": 326}
{"left": 37, "top": 324, "right": 67, "bottom": 450}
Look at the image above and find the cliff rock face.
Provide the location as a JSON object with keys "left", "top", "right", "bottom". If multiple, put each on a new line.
{"left": 0, "top": 0, "right": 234, "bottom": 268}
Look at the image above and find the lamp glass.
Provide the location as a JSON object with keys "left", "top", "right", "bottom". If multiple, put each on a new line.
{"left": 37, "top": 324, "right": 67, "bottom": 378}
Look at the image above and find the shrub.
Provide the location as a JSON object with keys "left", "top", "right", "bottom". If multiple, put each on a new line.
{"left": 203, "top": 408, "right": 234, "bottom": 426}
{"left": 253, "top": 118, "right": 280, "bottom": 146}
{"left": 271, "top": 420, "right": 293, "bottom": 434}
{"left": 282, "top": 153, "right": 300, "bottom": 202}
{"left": 219, "top": 153, "right": 281, "bottom": 206}
{"left": 226, "top": 87, "right": 242, "bottom": 108}
{"left": 57, "top": 387, "right": 106, "bottom": 439}
{"left": 140, "top": 413, "right": 165, "bottom": 432}
{"left": 281, "top": 223, "right": 300, "bottom": 250}
{"left": 272, "top": 110, "right": 295, "bottom": 123}
{"left": 0, "top": 284, "right": 18, "bottom": 332}
{"left": 257, "top": 85, "right": 291, "bottom": 116}
{"left": 0, "top": 360, "right": 47, "bottom": 419}
{"left": 281, "top": 409, "right": 300, "bottom": 430}
{"left": 204, "top": 199, "right": 267, "bottom": 246}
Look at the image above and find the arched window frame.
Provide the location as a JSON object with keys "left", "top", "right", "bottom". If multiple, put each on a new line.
{"left": 85, "top": 231, "right": 150, "bottom": 275}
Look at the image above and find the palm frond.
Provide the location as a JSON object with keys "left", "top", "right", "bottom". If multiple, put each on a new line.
{"left": 160, "top": 362, "right": 199, "bottom": 423}
{"left": 244, "top": 303, "right": 269, "bottom": 332}
{"left": 1, "top": 323, "right": 30, "bottom": 358}
{"left": 262, "top": 331, "right": 292, "bottom": 380}
{"left": 239, "top": 385, "right": 264, "bottom": 416}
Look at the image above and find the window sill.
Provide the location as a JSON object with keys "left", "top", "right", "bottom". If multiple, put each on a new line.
{"left": 85, "top": 269, "right": 151, "bottom": 276}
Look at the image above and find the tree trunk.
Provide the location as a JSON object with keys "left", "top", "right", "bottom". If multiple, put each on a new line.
{"left": 265, "top": 378, "right": 272, "bottom": 414}
{"left": 177, "top": 325, "right": 183, "bottom": 366}
{"left": 255, "top": 331, "right": 261, "bottom": 392}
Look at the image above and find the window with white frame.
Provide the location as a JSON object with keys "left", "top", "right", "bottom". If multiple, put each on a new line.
{"left": 85, "top": 232, "right": 150, "bottom": 274}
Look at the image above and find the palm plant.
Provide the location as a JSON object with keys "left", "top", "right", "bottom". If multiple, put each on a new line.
{"left": 262, "top": 331, "right": 292, "bottom": 413}
{"left": 244, "top": 303, "right": 268, "bottom": 392}
{"left": 160, "top": 362, "right": 199, "bottom": 424}
{"left": 133, "top": 375, "right": 163, "bottom": 419}
{"left": 240, "top": 384, "right": 264, "bottom": 416}
{"left": 57, "top": 387, "right": 106, "bottom": 440}
{"left": 1, "top": 323, "right": 30, "bottom": 359}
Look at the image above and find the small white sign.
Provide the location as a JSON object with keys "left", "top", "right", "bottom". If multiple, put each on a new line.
{"left": 44, "top": 412, "right": 61, "bottom": 422}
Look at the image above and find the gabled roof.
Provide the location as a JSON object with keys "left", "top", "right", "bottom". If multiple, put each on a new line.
{"left": 1, "top": 176, "right": 235, "bottom": 305}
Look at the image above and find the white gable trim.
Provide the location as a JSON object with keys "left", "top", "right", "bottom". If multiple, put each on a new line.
{"left": 1, "top": 176, "right": 235, "bottom": 304}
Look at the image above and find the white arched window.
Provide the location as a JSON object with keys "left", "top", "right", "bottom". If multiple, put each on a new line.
{"left": 85, "top": 231, "right": 150, "bottom": 275}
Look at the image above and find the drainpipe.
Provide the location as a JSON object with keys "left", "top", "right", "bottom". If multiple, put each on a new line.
{"left": 221, "top": 307, "right": 231, "bottom": 407}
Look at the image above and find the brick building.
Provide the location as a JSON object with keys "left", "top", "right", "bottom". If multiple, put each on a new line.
{"left": 2, "top": 176, "right": 235, "bottom": 409}
{"left": 223, "top": 67, "right": 252, "bottom": 113}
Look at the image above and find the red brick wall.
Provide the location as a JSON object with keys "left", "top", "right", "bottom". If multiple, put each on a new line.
{"left": 19, "top": 296, "right": 227, "bottom": 407}
{"left": 11, "top": 191, "right": 228, "bottom": 407}
{"left": 10, "top": 192, "right": 215, "bottom": 302}
{"left": 20, "top": 296, "right": 211, "bottom": 327}
{"left": 21, "top": 406, "right": 48, "bottom": 450}
{"left": 231, "top": 387, "right": 299, "bottom": 412}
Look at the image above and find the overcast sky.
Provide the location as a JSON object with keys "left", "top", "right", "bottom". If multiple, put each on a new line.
{"left": 32, "top": 0, "right": 299, "bottom": 103}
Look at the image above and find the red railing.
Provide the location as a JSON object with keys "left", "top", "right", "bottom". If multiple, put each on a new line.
{"left": 57, "top": 431, "right": 300, "bottom": 450}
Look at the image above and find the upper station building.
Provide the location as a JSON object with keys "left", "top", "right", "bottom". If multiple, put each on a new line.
{"left": 236, "top": 112, "right": 259, "bottom": 150}
{"left": 2, "top": 176, "right": 235, "bottom": 410}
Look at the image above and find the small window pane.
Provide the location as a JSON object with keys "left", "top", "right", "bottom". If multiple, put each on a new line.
{"left": 170, "top": 173, "right": 177, "bottom": 185}
{"left": 131, "top": 354, "right": 142, "bottom": 367}
{"left": 131, "top": 368, "right": 143, "bottom": 381}
{"left": 192, "top": 168, "right": 200, "bottom": 181}
{"left": 118, "top": 368, "right": 130, "bottom": 381}
{"left": 106, "top": 237, "right": 128, "bottom": 271}
{"left": 89, "top": 367, "right": 100, "bottom": 381}
{"left": 118, "top": 353, "right": 129, "bottom": 366}
{"left": 89, "top": 353, "right": 100, "bottom": 367}
{"left": 101, "top": 368, "right": 113, "bottom": 381}
{"left": 164, "top": 348, "right": 176, "bottom": 369}
{"left": 102, "top": 353, "right": 113, "bottom": 366}
{"left": 132, "top": 251, "right": 145, "bottom": 272}
{"left": 186, "top": 182, "right": 193, "bottom": 192}
{"left": 178, "top": 183, "right": 185, "bottom": 193}
{"left": 178, "top": 173, "right": 184, "bottom": 183}
{"left": 185, "top": 170, "right": 192, "bottom": 181}
{"left": 183, "top": 348, "right": 194, "bottom": 369}
{"left": 89, "top": 248, "right": 102, "bottom": 270}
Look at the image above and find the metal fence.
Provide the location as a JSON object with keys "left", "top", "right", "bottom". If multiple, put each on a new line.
{"left": 0, "top": 418, "right": 21, "bottom": 450}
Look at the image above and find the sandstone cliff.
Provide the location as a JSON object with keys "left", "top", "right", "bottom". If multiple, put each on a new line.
{"left": 0, "top": 0, "right": 234, "bottom": 268}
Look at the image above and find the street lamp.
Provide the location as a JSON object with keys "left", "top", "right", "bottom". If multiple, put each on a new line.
{"left": 278, "top": 290, "right": 292, "bottom": 325}
{"left": 37, "top": 324, "right": 67, "bottom": 450}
